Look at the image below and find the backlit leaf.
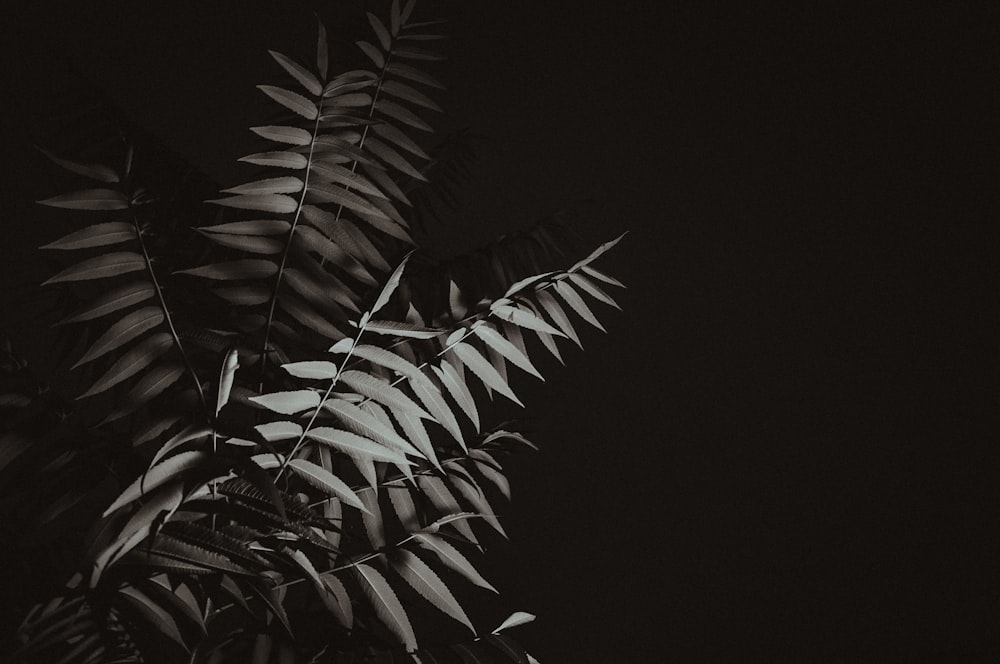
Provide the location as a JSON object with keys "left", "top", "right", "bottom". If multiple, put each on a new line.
{"left": 370, "top": 250, "right": 412, "bottom": 315}
{"left": 411, "top": 380, "right": 465, "bottom": 449}
{"left": 568, "top": 272, "right": 621, "bottom": 309}
{"left": 355, "top": 563, "right": 417, "bottom": 651}
{"left": 416, "top": 475, "right": 477, "bottom": 543}
{"left": 339, "top": 369, "right": 430, "bottom": 420}
{"left": 580, "top": 264, "right": 626, "bottom": 288}
{"left": 364, "top": 320, "right": 442, "bottom": 339}
{"left": 569, "top": 232, "right": 627, "bottom": 272}
{"left": 254, "top": 421, "right": 303, "bottom": 442}
{"left": 535, "top": 291, "right": 581, "bottom": 347}
{"left": 494, "top": 612, "right": 536, "bottom": 633}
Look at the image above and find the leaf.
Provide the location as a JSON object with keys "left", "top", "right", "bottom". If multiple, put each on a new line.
{"left": 451, "top": 474, "right": 505, "bottom": 537}
{"left": 323, "top": 398, "right": 418, "bottom": 456}
{"left": 351, "top": 344, "right": 431, "bottom": 387}
{"left": 391, "top": 549, "right": 475, "bottom": 633}
{"left": 200, "top": 230, "right": 283, "bottom": 255}
{"left": 396, "top": 411, "right": 439, "bottom": 468}
{"left": 569, "top": 232, "right": 627, "bottom": 272}
{"left": 494, "top": 612, "right": 536, "bottom": 633}
{"left": 393, "top": 44, "right": 445, "bottom": 61}
{"left": 258, "top": 85, "right": 319, "bottom": 120}
{"left": 432, "top": 361, "right": 480, "bottom": 431}
{"left": 371, "top": 122, "right": 429, "bottom": 159}
{"left": 79, "top": 332, "right": 173, "bottom": 398}
{"left": 317, "top": 19, "right": 329, "bottom": 80}
{"left": 102, "top": 451, "right": 210, "bottom": 516}
{"left": 251, "top": 125, "right": 313, "bottom": 145}
{"left": 307, "top": 181, "right": 388, "bottom": 219}
{"left": 386, "top": 62, "right": 445, "bottom": 89}
{"left": 41, "top": 221, "right": 134, "bottom": 250}
{"left": 287, "top": 459, "right": 366, "bottom": 511}
{"left": 307, "top": 427, "right": 411, "bottom": 465}
{"left": 309, "top": 160, "right": 386, "bottom": 198}
{"left": 472, "top": 324, "right": 542, "bottom": 379}
{"left": 411, "top": 381, "right": 465, "bottom": 449}
{"left": 58, "top": 281, "right": 154, "bottom": 324}
{"left": 322, "top": 574, "right": 353, "bottom": 628}
{"left": 375, "top": 99, "right": 432, "bottom": 132}
{"left": 568, "top": 272, "right": 621, "bottom": 310}
{"left": 534, "top": 291, "right": 581, "bottom": 347}
{"left": 358, "top": 486, "right": 384, "bottom": 547}
{"left": 117, "top": 585, "right": 188, "bottom": 649}
{"left": 197, "top": 219, "right": 291, "bottom": 235}
{"left": 176, "top": 259, "right": 278, "bottom": 280}
{"left": 222, "top": 176, "right": 304, "bottom": 196}
{"left": 282, "top": 360, "right": 339, "bottom": 379}
{"left": 269, "top": 50, "right": 322, "bottom": 96}
{"left": 354, "top": 563, "right": 417, "bottom": 651}
{"left": 365, "top": 137, "right": 428, "bottom": 181}
{"left": 502, "top": 272, "right": 557, "bottom": 298}
{"left": 254, "top": 421, "right": 303, "bottom": 442}
{"left": 388, "top": 484, "right": 420, "bottom": 532}
{"left": 483, "top": 635, "right": 530, "bottom": 664}
{"left": 356, "top": 40, "right": 385, "bottom": 69}
{"left": 150, "top": 424, "right": 213, "bottom": 467}
{"left": 212, "top": 285, "right": 271, "bottom": 306}
{"left": 217, "top": 348, "right": 240, "bottom": 415}
{"left": 207, "top": 194, "right": 300, "bottom": 214}
{"left": 367, "top": 12, "right": 392, "bottom": 50}
{"left": 553, "top": 280, "right": 605, "bottom": 331}
{"left": 285, "top": 266, "right": 360, "bottom": 313}
{"left": 103, "top": 363, "right": 185, "bottom": 422}
{"left": 339, "top": 370, "right": 430, "bottom": 420}
{"left": 72, "top": 306, "right": 164, "bottom": 369}
{"left": 450, "top": 342, "right": 523, "bottom": 407}
{"left": 490, "top": 303, "right": 564, "bottom": 337}
{"left": 38, "top": 188, "right": 128, "bottom": 210}
{"left": 43, "top": 251, "right": 146, "bottom": 285}
{"left": 580, "top": 264, "right": 626, "bottom": 288}
{"left": 364, "top": 320, "right": 442, "bottom": 339}
{"left": 249, "top": 390, "right": 320, "bottom": 415}
{"left": 380, "top": 80, "right": 442, "bottom": 112}
{"left": 370, "top": 250, "right": 413, "bottom": 315}
{"left": 412, "top": 533, "right": 496, "bottom": 592}
{"left": 416, "top": 475, "right": 477, "bottom": 543}
{"left": 277, "top": 293, "right": 347, "bottom": 340}
{"left": 36, "top": 146, "right": 119, "bottom": 183}
{"left": 239, "top": 150, "right": 309, "bottom": 169}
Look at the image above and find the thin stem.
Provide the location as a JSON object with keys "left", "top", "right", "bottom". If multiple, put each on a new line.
{"left": 132, "top": 214, "right": 208, "bottom": 415}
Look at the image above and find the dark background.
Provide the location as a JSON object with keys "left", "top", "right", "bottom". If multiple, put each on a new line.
{"left": 2, "top": 2, "right": 998, "bottom": 662}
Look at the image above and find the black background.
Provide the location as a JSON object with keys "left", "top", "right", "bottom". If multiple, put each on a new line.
{"left": 2, "top": 2, "right": 998, "bottom": 662}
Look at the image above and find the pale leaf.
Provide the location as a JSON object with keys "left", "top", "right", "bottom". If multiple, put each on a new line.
{"left": 102, "top": 451, "right": 209, "bottom": 516}
{"left": 339, "top": 369, "right": 430, "bottom": 420}
{"left": 258, "top": 85, "right": 319, "bottom": 120}
{"left": 306, "top": 427, "right": 410, "bottom": 465}
{"left": 269, "top": 50, "right": 323, "bottom": 96}
{"left": 282, "top": 360, "right": 339, "bottom": 380}
{"left": 251, "top": 125, "right": 313, "bottom": 145}
{"left": 472, "top": 324, "right": 542, "bottom": 379}
{"left": 355, "top": 563, "right": 417, "bottom": 651}
{"left": 207, "top": 194, "right": 299, "bottom": 214}
{"left": 222, "top": 176, "right": 304, "bottom": 196}
{"left": 217, "top": 348, "right": 239, "bottom": 415}
{"left": 370, "top": 250, "right": 413, "bottom": 315}
{"left": 412, "top": 533, "right": 496, "bottom": 592}
{"left": 450, "top": 342, "right": 523, "bottom": 407}
{"left": 554, "top": 280, "right": 605, "bottom": 331}
{"left": 391, "top": 549, "right": 475, "bottom": 633}
{"left": 249, "top": 389, "right": 321, "bottom": 415}
{"left": 287, "top": 459, "right": 366, "bottom": 511}
{"left": 72, "top": 306, "right": 164, "bottom": 369}
{"left": 254, "top": 421, "right": 303, "bottom": 442}
{"left": 38, "top": 188, "right": 128, "bottom": 210}
{"left": 494, "top": 611, "right": 536, "bottom": 633}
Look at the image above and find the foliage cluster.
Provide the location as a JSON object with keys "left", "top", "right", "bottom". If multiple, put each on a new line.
{"left": 1, "top": 2, "right": 623, "bottom": 662}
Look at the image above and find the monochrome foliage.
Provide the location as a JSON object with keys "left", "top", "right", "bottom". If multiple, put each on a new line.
{"left": 2, "top": 2, "right": 623, "bottom": 662}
